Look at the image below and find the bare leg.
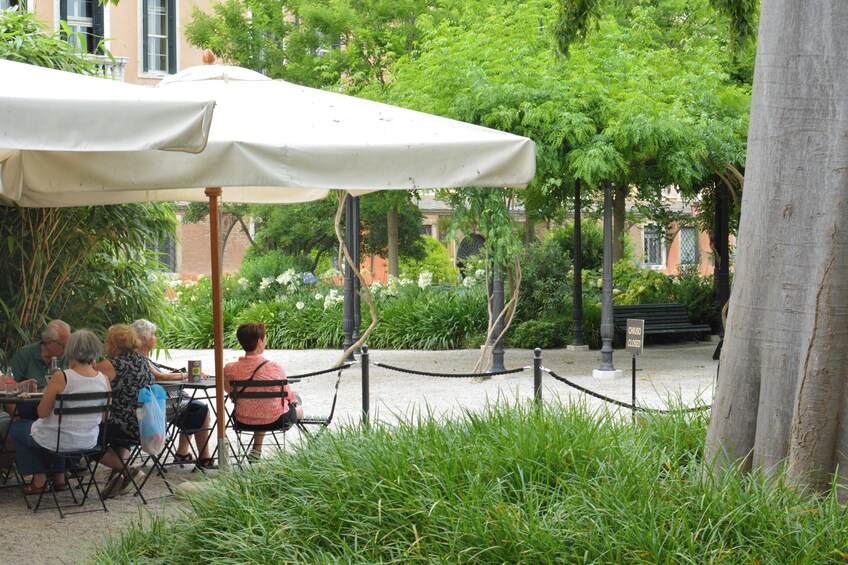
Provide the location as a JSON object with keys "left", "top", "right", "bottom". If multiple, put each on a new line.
{"left": 176, "top": 433, "right": 192, "bottom": 457}
{"left": 250, "top": 432, "right": 265, "bottom": 453}
{"left": 194, "top": 411, "right": 212, "bottom": 459}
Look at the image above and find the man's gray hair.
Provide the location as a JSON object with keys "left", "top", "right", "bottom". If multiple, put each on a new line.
{"left": 41, "top": 320, "right": 70, "bottom": 343}
{"left": 130, "top": 319, "right": 157, "bottom": 340}
{"left": 65, "top": 329, "right": 102, "bottom": 364}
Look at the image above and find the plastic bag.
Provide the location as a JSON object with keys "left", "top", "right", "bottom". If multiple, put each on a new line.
{"left": 136, "top": 384, "right": 167, "bottom": 456}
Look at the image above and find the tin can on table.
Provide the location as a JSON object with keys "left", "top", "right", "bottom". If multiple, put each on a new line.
{"left": 187, "top": 360, "right": 202, "bottom": 382}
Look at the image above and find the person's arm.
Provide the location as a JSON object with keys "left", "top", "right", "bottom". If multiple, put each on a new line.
{"left": 95, "top": 359, "right": 116, "bottom": 382}
{"left": 102, "top": 377, "right": 112, "bottom": 423}
{"left": 9, "top": 350, "right": 27, "bottom": 383}
{"left": 36, "top": 370, "right": 67, "bottom": 419}
{"left": 148, "top": 361, "right": 184, "bottom": 381}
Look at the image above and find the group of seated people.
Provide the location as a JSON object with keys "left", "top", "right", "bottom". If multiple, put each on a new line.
{"left": 1, "top": 319, "right": 302, "bottom": 497}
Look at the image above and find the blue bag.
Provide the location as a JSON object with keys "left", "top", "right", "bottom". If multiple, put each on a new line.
{"left": 137, "top": 384, "right": 167, "bottom": 456}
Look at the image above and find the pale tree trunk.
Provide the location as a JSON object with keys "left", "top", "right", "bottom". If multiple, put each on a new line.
{"left": 387, "top": 206, "right": 399, "bottom": 278}
{"left": 612, "top": 183, "right": 626, "bottom": 262}
{"left": 705, "top": 1, "right": 848, "bottom": 495}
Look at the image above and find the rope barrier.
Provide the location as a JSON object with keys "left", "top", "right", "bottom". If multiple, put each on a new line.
{"left": 542, "top": 367, "right": 710, "bottom": 414}
{"left": 373, "top": 361, "right": 526, "bottom": 379}
{"left": 288, "top": 363, "right": 353, "bottom": 380}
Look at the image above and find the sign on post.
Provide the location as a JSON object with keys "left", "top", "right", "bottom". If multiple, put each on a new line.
{"left": 626, "top": 318, "right": 644, "bottom": 356}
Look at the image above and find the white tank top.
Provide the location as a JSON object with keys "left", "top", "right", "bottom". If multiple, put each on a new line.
{"left": 31, "top": 368, "right": 109, "bottom": 451}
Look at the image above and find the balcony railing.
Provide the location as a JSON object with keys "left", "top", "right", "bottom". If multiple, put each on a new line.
{"left": 85, "top": 54, "right": 129, "bottom": 81}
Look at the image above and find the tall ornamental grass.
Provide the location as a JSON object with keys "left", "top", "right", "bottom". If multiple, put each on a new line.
{"left": 97, "top": 401, "right": 848, "bottom": 563}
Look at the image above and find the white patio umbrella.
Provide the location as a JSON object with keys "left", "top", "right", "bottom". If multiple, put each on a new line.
{"left": 0, "top": 59, "right": 215, "bottom": 162}
{"left": 2, "top": 63, "right": 536, "bottom": 464}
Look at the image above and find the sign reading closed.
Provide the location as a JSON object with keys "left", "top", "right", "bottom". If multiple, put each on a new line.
{"left": 626, "top": 318, "right": 644, "bottom": 355}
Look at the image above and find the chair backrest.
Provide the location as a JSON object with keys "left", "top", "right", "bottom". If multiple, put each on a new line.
{"left": 52, "top": 391, "right": 112, "bottom": 454}
{"left": 229, "top": 379, "right": 288, "bottom": 401}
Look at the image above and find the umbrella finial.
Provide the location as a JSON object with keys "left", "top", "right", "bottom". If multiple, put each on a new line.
{"left": 202, "top": 49, "right": 217, "bottom": 65}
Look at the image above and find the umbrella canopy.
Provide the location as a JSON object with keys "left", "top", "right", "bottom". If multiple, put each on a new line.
{"left": 0, "top": 59, "right": 215, "bottom": 157}
{"left": 0, "top": 59, "right": 216, "bottom": 205}
{"left": 3, "top": 64, "right": 535, "bottom": 206}
{"left": 2, "top": 63, "right": 537, "bottom": 466}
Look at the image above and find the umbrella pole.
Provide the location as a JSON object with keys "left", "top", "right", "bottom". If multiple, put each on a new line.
{"left": 206, "top": 186, "right": 229, "bottom": 469}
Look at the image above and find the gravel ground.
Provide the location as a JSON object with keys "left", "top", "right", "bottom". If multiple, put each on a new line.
{"left": 0, "top": 342, "right": 719, "bottom": 564}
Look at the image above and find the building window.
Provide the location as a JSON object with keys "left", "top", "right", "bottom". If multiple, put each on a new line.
{"left": 420, "top": 225, "right": 432, "bottom": 237}
{"left": 1, "top": 1, "right": 23, "bottom": 10}
{"left": 643, "top": 227, "right": 665, "bottom": 267}
{"left": 60, "top": 0, "right": 103, "bottom": 53}
{"left": 679, "top": 227, "right": 698, "bottom": 266}
{"left": 142, "top": 0, "right": 176, "bottom": 74}
{"left": 156, "top": 232, "right": 178, "bottom": 273}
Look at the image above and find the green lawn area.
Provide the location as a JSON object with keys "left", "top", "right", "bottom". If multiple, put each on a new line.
{"left": 96, "top": 400, "right": 848, "bottom": 563}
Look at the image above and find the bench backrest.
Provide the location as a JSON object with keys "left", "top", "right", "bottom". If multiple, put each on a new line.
{"left": 613, "top": 303, "right": 693, "bottom": 324}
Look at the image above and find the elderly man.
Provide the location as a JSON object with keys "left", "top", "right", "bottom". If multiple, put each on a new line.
{"left": 11, "top": 319, "right": 70, "bottom": 390}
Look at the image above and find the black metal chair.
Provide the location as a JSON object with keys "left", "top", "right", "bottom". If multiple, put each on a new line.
{"left": 25, "top": 390, "right": 111, "bottom": 518}
{"left": 227, "top": 379, "right": 293, "bottom": 469}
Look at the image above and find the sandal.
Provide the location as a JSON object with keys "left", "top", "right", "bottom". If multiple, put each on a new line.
{"left": 173, "top": 452, "right": 195, "bottom": 464}
{"left": 53, "top": 481, "right": 69, "bottom": 492}
{"left": 195, "top": 457, "right": 215, "bottom": 469}
{"left": 21, "top": 482, "right": 49, "bottom": 495}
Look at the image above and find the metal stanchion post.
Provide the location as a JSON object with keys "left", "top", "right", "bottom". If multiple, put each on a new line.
{"left": 361, "top": 345, "right": 370, "bottom": 425}
{"left": 533, "top": 348, "right": 542, "bottom": 405}
{"left": 631, "top": 355, "right": 636, "bottom": 422}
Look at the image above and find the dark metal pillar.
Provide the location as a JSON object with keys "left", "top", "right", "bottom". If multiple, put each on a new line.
{"left": 713, "top": 182, "right": 730, "bottom": 336}
{"left": 351, "top": 196, "right": 361, "bottom": 350}
{"left": 491, "top": 261, "right": 505, "bottom": 372}
{"left": 342, "top": 196, "right": 355, "bottom": 356}
{"left": 599, "top": 179, "right": 616, "bottom": 372}
{"left": 572, "top": 179, "right": 584, "bottom": 347}
{"left": 533, "top": 348, "right": 542, "bottom": 405}
{"left": 361, "top": 345, "right": 370, "bottom": 424}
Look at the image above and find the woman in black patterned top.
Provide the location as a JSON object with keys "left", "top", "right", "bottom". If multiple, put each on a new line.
{"left": 95, "top": 324, "right": 154, "bottom": 497}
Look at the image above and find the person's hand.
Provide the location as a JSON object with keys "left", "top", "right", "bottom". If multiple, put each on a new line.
{"left": 20, "top": 379, "right": 38, "bottom": 392}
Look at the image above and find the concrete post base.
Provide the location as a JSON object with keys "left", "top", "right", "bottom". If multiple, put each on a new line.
{"left": 567, "top": 344, "right": 590, "bottom": 352}
{"left": 592, "top": 369, "right": 623, "bottom": 379}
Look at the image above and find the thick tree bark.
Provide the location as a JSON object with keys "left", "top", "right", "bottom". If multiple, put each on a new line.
{"left": 387, "top": 206, "right": 399, "bottom": 278}
{"left": 705, "top": 1, "right": 848, "bottom": 495}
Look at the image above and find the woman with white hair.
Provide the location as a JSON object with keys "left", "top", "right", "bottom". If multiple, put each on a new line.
{"left": 130, "top": 319, "right": 213, "bottom": 468}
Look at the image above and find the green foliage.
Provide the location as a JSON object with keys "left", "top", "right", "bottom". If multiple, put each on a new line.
{"left": 614, "top": 264, "right": 675, "bottom": 305}
{"left": 186, "top": 0, "right": 434, "bottom": 93}
{"left": 239, "top": 249, "right": 314, "bottom": 286}
{"left": 508, "top": 318, "right": 567, "bottom": 349}
{"left": 368, "top": 285, "right": 487, "bottom": 350}
{"left": 669, "top": 266, "right": 718, "bottom": 325}
{"left": 374, "top": 0, "right": 750, "bottom": 232}
{"left": 398, "top": 236, "right": 459, "bottom": 284}
{"left": 97, "top": 401, "right": 848, "bottom": 563}
{"left": 554, "top": 0, "right": 604, "bottom": 57}
{"left": 0, "top": 8, "right": 95, "bottom": 71}
{"left": 516, "top": 223, "right": 604, "bottom": 323}
{"left": 359, "top": 192, "right": 425, "bottom": 262}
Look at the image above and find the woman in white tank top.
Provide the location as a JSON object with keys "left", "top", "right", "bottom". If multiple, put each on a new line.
{"left": 11, "top": 329, "right": 110, "bottom": 495}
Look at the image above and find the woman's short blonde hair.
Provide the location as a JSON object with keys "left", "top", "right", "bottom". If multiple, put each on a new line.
{"left": 105, "top": 324, "right": 140, "bottom": 354}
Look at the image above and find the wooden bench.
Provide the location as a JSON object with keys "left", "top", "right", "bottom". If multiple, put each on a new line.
{"left": 612, "top": 303, "right": 711, "bottom": 341}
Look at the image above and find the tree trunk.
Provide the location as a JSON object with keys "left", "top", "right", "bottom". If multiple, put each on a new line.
{"left": 704, "top": 1, "right": 848, "bottom": 495}
{"left": 387, "top": 205, "right": 399, "bottom": 278}
{"left": 612, "top": 183, "right": 626, "bottom": 262}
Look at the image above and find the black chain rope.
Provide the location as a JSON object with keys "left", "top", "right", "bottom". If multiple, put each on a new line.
{"left": 543, "top": 368, "right": 710, "bottom": 414}
{"left": 289, "top": 363, "right": 353, "bottom": 380}
{"left": 373, "top": 361, "right": 526, "bottom": 379}
{"left": 152, "top": 361, "right": 352, "bottom": 380}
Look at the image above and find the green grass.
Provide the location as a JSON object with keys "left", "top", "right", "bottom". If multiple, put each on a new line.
{"left": 96, "top": 401, "right": 848, "bottom": 563}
